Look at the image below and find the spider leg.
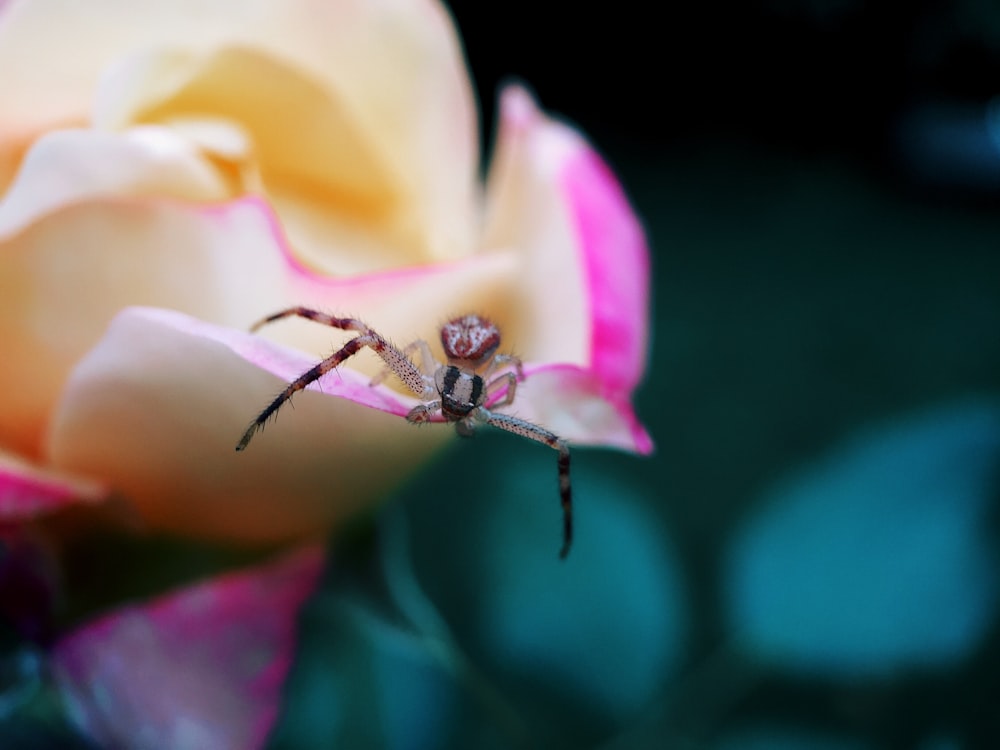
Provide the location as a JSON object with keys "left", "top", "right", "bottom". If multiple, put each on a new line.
{"left": 250, "top": 307, "right": 431, "bottom": 397}
{"left": 483, "top": 353, "right": 523, "bottom": 381}
{"left": 480, "top": 409, "right": 572, "bottom": 559}
{"left": 249, "top": 306, "right": 360, "bottom": 333}
{"left": 371, "top": 339, "right": 438, "bottom": 388}
{"left": 406, "top": 400, "right": 442, "bottom": 424}
{"left": 238, "top": 309, "right": 432, "bottom": 451}
{"left": 485, "top": 371, "right": 518, "bottom": 409}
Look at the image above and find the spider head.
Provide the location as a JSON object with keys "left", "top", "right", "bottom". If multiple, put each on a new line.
{"left": 440, "top": 314, "right": 500, "bottom": 366}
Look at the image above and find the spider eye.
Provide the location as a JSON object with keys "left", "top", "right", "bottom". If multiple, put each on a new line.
{"left": 441, "top": 314, "right": 500, "bottom": 362}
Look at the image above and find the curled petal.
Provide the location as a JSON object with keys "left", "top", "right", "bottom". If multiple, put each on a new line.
{"left": 482, "top": 87, "right": 590, "bottom": 367}
{"left": 45, "top": 307, "right": 450, "bottom": 544}
{"left": 0, "top": 127, "right": 233, "bottom": 240}
{"left": 560, "top": 125, "right": 650, "bottom": 399}
{"left": 517, "top": 365, "right": 653, "bottom": 454}
{"left": 483, "top": 86, "right": 651, "bottom": 432}
{"left": 51, "top": 546, "right": 325, "bottom": 750}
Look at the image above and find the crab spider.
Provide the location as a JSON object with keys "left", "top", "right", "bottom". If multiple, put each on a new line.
{"left": 236, "top": 308, "right": 573, "bottom": 559}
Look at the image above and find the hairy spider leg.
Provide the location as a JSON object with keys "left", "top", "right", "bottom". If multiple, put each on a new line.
{"left": 481, "top": 410, "right": 573, "bottom": 559}
{"left": 371, "top": 339, "right": 438, "bottom": 388}
{"left": 485, "top": 371, "right": 519, "bottom": 409}
{"left": 236, "top": 307, "right": 430, "bottom": 451}
{"left": 405, "top": 400, "right": 442, "bottom": 424}
{"left": 483, "top": 352, "right": 523, "bottom": 381}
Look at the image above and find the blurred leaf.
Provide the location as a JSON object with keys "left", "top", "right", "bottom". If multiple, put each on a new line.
{"left": 403, "top": 436, "right": 688, "bottom": 745}
{"left": 725, "top": 399, "right": 1000, "bottom": 677}
{"left": 267, "top": 517, "right": 463, "bottom": 750}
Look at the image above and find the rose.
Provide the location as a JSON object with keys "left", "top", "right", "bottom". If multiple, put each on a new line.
{"left": 0, "top": 0, "right": 652, "bottom": 546}
{"left": 0, "top": 0, "right": 653, "bottom": 744}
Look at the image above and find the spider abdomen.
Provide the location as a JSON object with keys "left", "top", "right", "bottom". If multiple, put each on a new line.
{"left": 436, "top": 365, "right": 484, "bottom": 419}
{"left": 440, "top": 314, "right": 501, "bottom": 364}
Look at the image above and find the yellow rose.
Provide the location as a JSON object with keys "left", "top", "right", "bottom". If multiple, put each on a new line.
{"left": 0, "top": 0, "right": 651, "bottom": 545}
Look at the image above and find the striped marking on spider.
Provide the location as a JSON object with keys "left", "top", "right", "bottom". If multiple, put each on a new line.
{"left": 236, "top": 308, "right": 573, "bottom": 559}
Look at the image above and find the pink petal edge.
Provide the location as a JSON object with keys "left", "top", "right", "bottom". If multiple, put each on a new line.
{"left": 496, "top": 86, "right": 653, "bottom": 451}
{"left": 51, "top": 545, "right": 325, "bottom": 750}
{"left": 521, "top": 364, "right": 653, "bottom": 454}
{"left": 0, "top": 453, "right": 106, "bottom": 522}
{"left": 136, "top": 305, "right": 426, "bottom": 419}
{"left": 564, "top": 146, "right": 651, "bottom": 397}
{"left": 140, "top": 306, "right": 650, "bottom": 449}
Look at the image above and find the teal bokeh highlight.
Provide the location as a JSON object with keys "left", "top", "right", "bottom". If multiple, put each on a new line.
{"left": 726, "top": 400, "right": 1000, "bottom": 677}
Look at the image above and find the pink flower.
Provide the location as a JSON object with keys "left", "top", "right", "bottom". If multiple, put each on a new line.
{"left": 0, "top": 0, "right": 651, "bottom": 545}
{"left": 0, "top": 1, "right": 652, "bottom": 743}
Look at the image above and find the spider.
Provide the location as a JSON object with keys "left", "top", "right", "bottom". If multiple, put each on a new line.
{"left": 235, "top": 307, "right": 573, "bottom": 559}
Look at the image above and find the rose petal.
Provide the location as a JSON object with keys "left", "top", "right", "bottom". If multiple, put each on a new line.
{"left": 483, "top": 86, "right": 652, "bottom": 401}
{"left": 149, "top": 306, "right": 428, "bottom": 419}
{"left": 0, "top": 450, "right": 105, "bottom": 522}
{"left": 481, "top": 87, "right": 591, "bottom": 367}
{"left": 0, "top": 197, "right": 293, "bottom": 455}
{"left": 482, "top": 87, "right": 652, "bottom": 451}
{"left": 0, "top": 127, "right": 233, "bottom": 239}
{"left": 45, "top": 307, "right": 452, "bottom": 544}
{"left": 51, "top": 545, "right": 325, "bottom": 750}
{"left": 247, "top": 230, "right": 524, "bottom": 372}
{"left": 560, "top": 123, "right": 651, "bottom": 399}
{"left": 517, "top": 365, "right": 653, "bottom": 454}
{"left": 0, "top": 0, "right": 478, "bottom": 272}
{"left": 0, "top": 189, "right": 523, "bottom": 457}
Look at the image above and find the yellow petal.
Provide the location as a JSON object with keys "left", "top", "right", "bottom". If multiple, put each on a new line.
{"left": 0, "top": 0, "right": 479, "bottom": 272}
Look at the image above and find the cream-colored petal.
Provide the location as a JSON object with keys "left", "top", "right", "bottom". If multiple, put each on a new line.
{"left": 45, "top": 307, "right": 451, "bottom": 545}
{"left": 249, "top": 251, "right": 522, "bottom": 383}
{"left": 481, "top": 87, "right": 591, "bottom": 367}
{"left": 0, "top": 127, "right": 233, "bottom": 239}
{"left": 0, "top": 0, "right": 478, "bottom": 271}
{"left": 0, "top": 198, "right": 289, "bottom": 455}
